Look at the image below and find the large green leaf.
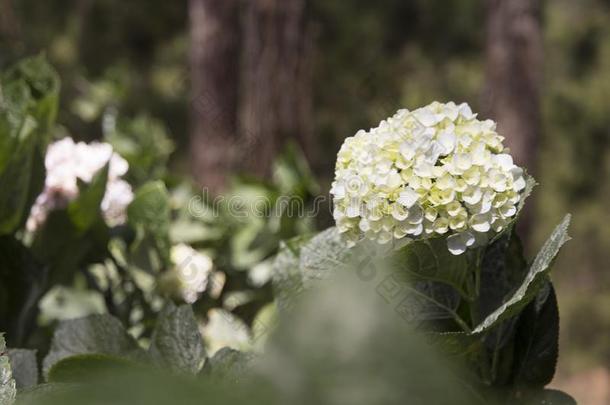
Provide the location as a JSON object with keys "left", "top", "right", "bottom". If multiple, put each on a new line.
{"left": 390, "top": 237, "right": 478, "bottom": 299}
{"left": 522, "top": 389, "right": 576, "bottom": 405}
{"left": 479, "top": 233, "right": 527, "bottom": 322}
{"left": 271, "top": 235, "right": 311, "bottom": 311}
{"left": 472, "top": 214, "right": 571, "bottom": 335}
{"left": 42, "top": 315, "right": 144, "bottom": 379}
{"left": 6, "top": 350, "right": 37, "bottom": 390}
{"left": 396, "top": 280, "right": 462, "bottom": 323}
{"left": 31, "top": 208, "right": 109, "bottom": 286}
{"left": 298, "top": 227, "right": 365, "bottom": 287}
{"left": 148, "top": 304, "right": 206, "bottom": 374}
{"left": 127, "top": 181, "right": 171, "bottom": 266}
{"left": 0, "top": 334, "right": 16, "bottom": 405}
{"left": 511, "top": 282, "right": 559, "bottom": 388}
{"left": 47, "top": 354, "right": 140, "bottom": 384}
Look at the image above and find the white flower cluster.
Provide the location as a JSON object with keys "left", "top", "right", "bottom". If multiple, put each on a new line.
{"left": 330, "top": 101, "right": 527, "bottom": 255}
{"left": 26, "top": 137, "right": 134, "bottom": 231}
{"left": 170, "top": 244, "right": 213, "bottom": 304}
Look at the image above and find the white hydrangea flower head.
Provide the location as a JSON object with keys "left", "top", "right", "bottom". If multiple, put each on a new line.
{"left": 26, "top": 137, "right": 134, "bottom": 231}
{"left": 170, "top": 243, "right": 213, "bottom": 304}
{"left": 330, "top": 101, "right": 527, "bottom": 255}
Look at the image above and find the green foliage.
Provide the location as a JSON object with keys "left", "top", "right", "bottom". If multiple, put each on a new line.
{"left": 0, "top": 55, "right": 58, "bottom": 235}
{"left": 472, "top": 215, "right": 571, "bottom": 334}
{"left": 105, "top": 114, "right": 174, "bottom": 186}
{"left": 42, "top": 315, "right": 145, "bottom": 379}
{"left": 47, "top": 354, "right": 141, "bottom": 384}
{"left": 68, "top": 164, "right": 109, "bottom": 231}
{"left": 272, "top": 212, "right": 572, "bottom": 402}
{"left": 149, "top": 304, "right": 205, "bottom": 374}
{"left": 511, "top": 283, "right": 559, "bottom": 389}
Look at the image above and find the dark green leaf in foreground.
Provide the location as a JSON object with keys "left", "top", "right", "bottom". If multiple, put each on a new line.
{"left": 511, "top": 282, "right": 559, "bottom": 389}
{"left": 0, "top": 334, "right": 16, "bottom": 405}
{"left": 472, "top": 214, "right": 571, "bottom": 335}
{"left": 47, "top": 354, "right": 140, "bottom": 384}
{"left": 149, "top": 304, "right": 206, "bottom": 374}
{"left": 7, "top": 349, "right": 38, "bottom": 389}
{"left": 42, "top": 315, "right": 144, "bottom": 379}
{"left": 522, "top": 388, "right": 577, "bottom": 405}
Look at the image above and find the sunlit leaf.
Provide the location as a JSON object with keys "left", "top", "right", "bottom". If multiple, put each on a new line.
{"left": 472, "top": 214, "right": 571, "bottom": 335}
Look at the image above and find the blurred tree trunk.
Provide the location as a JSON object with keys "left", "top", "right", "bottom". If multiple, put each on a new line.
{"left": 189, "top": 0, "right": 240, "bottom": 193}
{"left": 483, "top": 0, "right": 543, "bottom": 247}
{"left": 483, "top": 0, "right": 542, "bottom": 173}
{"left": 239, "top": 0, "right": 313, "bottom": 178}
{"left": 0, "top": 0, "right": 21, "bottom": 49}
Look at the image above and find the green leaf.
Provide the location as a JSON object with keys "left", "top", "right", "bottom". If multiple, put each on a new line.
{"left": 299, "top": 227, "right": 364, "bottom": 287}
{"left": 472, "top": 214, "right": 571, "bottom": 335}
{"left": 522, "top": 389, "right": 577, "bottom": 405}
{"left": 0, "top": 55, "right": 59, "bottom": 174}
{"left": 425, "top": 332, "right": 478, "bottom": 357}
{"left": 478, "top": 232, "right": 529, "bottom": 383}
{"left": 149, "top": 304, "right": 206, "bottom": 374}
{"left": 394, "top": 280, "right": 465, "bottom": 326}
{"left": 1, "top": 55, "right": 60, "bottom": 144}
{"left": 0, "top": 236, "right": 47, "bottom": 347}
{"left": 31, "top": 209, "right": 108, "bottom": 286}
{"left": 390, "top": 237, "right": 478, "bottom": 299}
{"left": 0, "top": 56, "right": 59, "bottom": 235}
{"left": 7, "top": 350, "right": 38, "bottom": 390}
{"left": 42, "top": 315, "right": 144, "bottom": 379}
{"left": 67, "top": 164, "right": 109, "bottom": 231}
{"left": 200, "top": 347, "right": 254, "bottom": 381}
{"left": 271, "top": 235, "right": 311, "bottom": 310}
{"left": 0, "top": 123, "right": 38, "bottom": 235}
{"left": 0, "top": 334, "right": 16, "bottom": 405}
{"left": 13, "top": 383, "right": 75, "bottom": 405}
{"left": 105, "top": 114, "right": 174, "bottom": 186}
{"left": 512, "top": 282, "right": 559, "bottom": 388}
{"left": 271, "top": 141, "right": 319, "bottom": 197}
{"left": 127, "top": 181, "right": 171, "bottom": 266}
{"left": 479, "top": 233, "right": 527, "bottom": 321}
{"left": 47, "top": 354, "right": 140, "bottom": 384}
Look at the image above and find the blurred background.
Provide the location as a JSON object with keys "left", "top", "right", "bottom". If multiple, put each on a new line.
{"left": 1, "top": 0, "right": 609, "bottom": 402}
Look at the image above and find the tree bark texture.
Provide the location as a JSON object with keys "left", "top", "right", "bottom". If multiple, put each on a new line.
{"left": 483, "top": 0, "right": 543, "bottom": 174}
{"left": 239, "top": 0, "right": 313, "bottom": 178}
{"left": 189, "top": 0, "right": 241, "bottom": 193}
